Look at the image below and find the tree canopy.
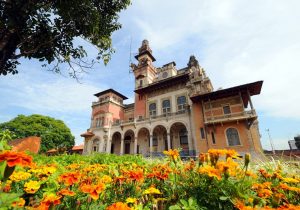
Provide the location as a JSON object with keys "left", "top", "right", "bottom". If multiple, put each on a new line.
{"left": 0, "top": 114, "right": 75, "bottom": 153}
{"left": 0, "top": 0, "right": 131, "bottom": 77}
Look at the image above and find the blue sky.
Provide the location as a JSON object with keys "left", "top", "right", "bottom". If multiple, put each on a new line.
{"left": 1, "top": 0, "right": 300, "bottom": 150}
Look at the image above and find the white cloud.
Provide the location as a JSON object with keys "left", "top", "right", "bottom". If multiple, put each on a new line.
{"left": 128, "top": 0, "right": 300, "bottom": 118}
{"left": 0, "top": 66, "right": 106, "bottom": 113}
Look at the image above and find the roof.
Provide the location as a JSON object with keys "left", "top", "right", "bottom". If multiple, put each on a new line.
{"left": 134, "top": 51, "right": 156, "bottom": 62}
{"left": 72, "top": 144, "right": 84, "bottom": 150}
{"left": 125, "top": 103, "right": 134, "bottom": 109}
{"left": 135, "top": 71, "right": 190, "bottom": 94}
{"left": 94, "top": 89, "right": 128, "bottom": 100}
{"left": 190, "top": 81, "right": 263, "bottom": 107}
{"left": 46, "top": 144, "right": 84, "bottom": 153}
{"left": 80, "top": 130, "right": 95, "bottom": 137}
{"left": 9, "top": 136, "right": 41, "bottom": 154}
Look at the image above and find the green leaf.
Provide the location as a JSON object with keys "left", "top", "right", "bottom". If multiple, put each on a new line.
{"left": 219, "top": 196, "right": 229, "bottom": 201}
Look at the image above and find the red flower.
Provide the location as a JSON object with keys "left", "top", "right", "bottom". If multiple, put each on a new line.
{"left": 0, "top": 151, "right": 32, "bottom": 167}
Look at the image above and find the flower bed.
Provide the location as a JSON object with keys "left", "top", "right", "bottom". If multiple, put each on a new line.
{"left": 0, "top": 148, "right": 300, "bottom": 210}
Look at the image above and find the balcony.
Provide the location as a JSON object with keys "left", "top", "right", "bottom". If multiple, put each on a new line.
{"left": 205, "top": 110, "right": 257, "bottom": 125}
{"left": 110, "top": 109, "right": 189, "bottom": 128}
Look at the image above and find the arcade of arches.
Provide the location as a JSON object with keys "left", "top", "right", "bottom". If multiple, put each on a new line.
{"left": 96, "top": 122, "right": 193, "bottom": 156}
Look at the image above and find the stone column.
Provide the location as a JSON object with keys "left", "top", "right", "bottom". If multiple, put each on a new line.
{"left": 99, "top": 139, "right": 104, "bottom": 153}
{"left": 188, "top": 132, "right": 193, "bottom": 156}
{"left": 167, "top": 133, "right": 171, "bottom": 150}
{"left": 150, "top": 135, "right": 153, "bottom": 157}
{"left": 120, "top": 138, "right": 124, "bottom": 155}
{"left": 106, "top": 139, "right": 111, "bottom": 154}
{"left": 134, "top": 136, "right": 138, "bottom": 154}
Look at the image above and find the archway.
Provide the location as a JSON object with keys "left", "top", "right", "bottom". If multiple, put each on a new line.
{"left": 152, "top": 125, "right": 168, "bottom": 154}
{"left": 170, "top": 122, "right": 189, "bottom": 155}
{"left": 92, "top": 138, "right": 100, "bottom": 152}
{"left": 124, "top": 130, "right": 134, "bottom": 154}
{"left": 111, "top": 132, "right": 121, "bottom": 155}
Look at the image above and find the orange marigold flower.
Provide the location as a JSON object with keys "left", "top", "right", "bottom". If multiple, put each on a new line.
{"left": 11, "top": 197, "right": 25, "bottom": 208}
{"left": 39, "top": 193, "right": 61, "bottom": 210}
{"left": 163, "top": 149, "right": 180, "bottom": 161}
{"left": 123, "top": 169, "right": 144, "bottom": 182}
{"left": 106, "top": 202, "right": 132, "bottom": 210}
{"left": 226, "top": 149, "right": 240, "bottom": 159}
{"left": 198, "top": 165, "right": 222, "bottom": 180}
{"left": 234, "top": 199, "right": 253, "bottom": 210}
{"left": 80, "top": 182, "right": 105, "bottom": 200}
{"left": 58, "top": 172, "right": 81, "bottom": 186}
{"left": 277, "top": 204, "right": 300, "bottom": 210}
{"left": 57, "top": 188, "right": 76, "bottom": 196}
{"left": 0, "top": 151, "right": 32, "bottom": 167}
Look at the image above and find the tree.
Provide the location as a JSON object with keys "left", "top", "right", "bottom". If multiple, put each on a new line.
{"left": 0, "top": 114, "right": 75, "bottom": 153}
{"left": 295, "top": 135, "right": 300, "bottom": 149}
{"left": 0, "top": 0, "right": 130, "bottom": 77}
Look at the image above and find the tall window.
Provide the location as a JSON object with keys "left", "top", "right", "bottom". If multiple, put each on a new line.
{"left": 211, "top": 132, "right": 216, "bottom": 144}
{"left": 162, "top": 99, "right": 171, "bottom": 114}
{"left": 179, "top": 128, "right": 188, "bottom": 145}
{"left": 93, "top": 139, "right": 100, "bottom": 152}
{"left": 139, "top": 79, "right": 143, "bottom": 87}
{"left": 177, "top": 96, "right": 186, "bottom": 112}
{"left": 223, "top": 105, "right": 231, "bottom": 115}
{"left": 149, "top": 103, "right": 156, "bottom": 117}
{"left": 200, "top": 127, "right": 205, "bottom": 139}
{"left": 96, "top": 117, "right": 103, "bottom": 127}
{"left": 226, "top": 128, "right": 241, "bottom": 146}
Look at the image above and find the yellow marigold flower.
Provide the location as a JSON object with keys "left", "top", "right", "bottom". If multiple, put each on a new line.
{"left": 10, "top": 171, "right": 31, "bottom": 182}
{"left": 143, "top": 186, "right": 162, "bottom": 195}
{"left": 11, "top": 197, "right": 25, "bottom": 208}
{"left": 24, "top": 180, "right": 40, "bottom": 194}
{"left": 126, "top": 197, "right": 137, "bottom": 204}
{"left": 43, "top": 166, "right": 57, "bottom": 175}
{"left": 101, "top": 175, "right": 113, "bottom": 184}
{"left": 282, "top": 177, "right": 299, "bottom": 183}
{"left": 226, "top": 150, "right": 240, "bottom": 159}
{"left": 163, "top": 149, "right": 180, "bottom": 161}
{"left": 198, "top": 165, "right": 222, "bottom": 180}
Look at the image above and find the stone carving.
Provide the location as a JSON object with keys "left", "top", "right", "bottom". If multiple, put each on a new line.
{"left": 187, "top": 55, "right": 199, "bottom": 68}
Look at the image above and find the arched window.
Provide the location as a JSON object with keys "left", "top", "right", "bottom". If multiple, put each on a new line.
{"left": 226, "top": 128, "right": 241, "bottom": 146}
{"left": 177, "top": 96, "right": 186, "bottom": 112}
{"left": 162, "top": 99, "right": 171, "bottom": 114}
{"left": 92, "top": 139, "right": 100, "bottom": 152}
{"left": 179, "top": 128, "right": 188, "bottom": 145}
{"left": 149, "top": 103, "right": 156, "bottom": 116}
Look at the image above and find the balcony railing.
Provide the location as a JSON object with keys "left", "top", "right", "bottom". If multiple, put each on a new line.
{"left": 110, "top": 109, "right": 189, "bottom": 127}
{"left": 205, "top": 110, "right": 257, "bottom": 124}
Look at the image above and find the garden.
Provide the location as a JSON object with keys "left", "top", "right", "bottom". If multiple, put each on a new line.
{"left": 0, "top": 138, "right": 300, "bottom": 209}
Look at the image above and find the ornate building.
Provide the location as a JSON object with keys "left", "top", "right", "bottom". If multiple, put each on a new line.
{"left": 81, "top": 40, "right": 263, "bottom": 156}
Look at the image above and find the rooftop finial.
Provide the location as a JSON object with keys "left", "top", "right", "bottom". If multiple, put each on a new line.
{"left": 187, "top": 55, "right": 199, "bottom": 68}
{"left": 139, "top": 39, "right": 152, "bottom": 54}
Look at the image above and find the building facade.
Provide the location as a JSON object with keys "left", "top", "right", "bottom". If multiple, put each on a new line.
{"left": 81, "top": 40, "right": 263, "bottom": 156}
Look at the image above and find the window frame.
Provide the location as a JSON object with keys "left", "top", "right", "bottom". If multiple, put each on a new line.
{"left": 222, "top": 104, "right": 231, "bottom": 115}
{"left": 225, "top": 128, "right": 242, "bottom": 146}
{"left": 149, "top": 102, "right": 157, "bottom": 117}
{"left": 162, "top": 99, "right": 171, "bottom": 114}
{"left": 177, "top": 95, "right": 187, "bottom": 112}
